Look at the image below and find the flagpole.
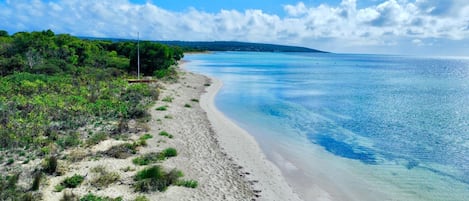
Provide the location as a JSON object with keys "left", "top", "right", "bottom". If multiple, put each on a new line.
{"left": 137, "top": 32, "right": 140, "bottom": 80}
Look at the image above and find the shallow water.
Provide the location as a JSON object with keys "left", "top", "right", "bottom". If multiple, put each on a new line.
{"left": 185, "top": 52, "right": 469, "bottom": 201}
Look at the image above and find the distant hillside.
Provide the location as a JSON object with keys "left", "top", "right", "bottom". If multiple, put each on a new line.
{"left": 156, "top": 41, "right": 326, "bottom": 53}
{"left": 79, "top": 36, "right": 326, "bottom": 53}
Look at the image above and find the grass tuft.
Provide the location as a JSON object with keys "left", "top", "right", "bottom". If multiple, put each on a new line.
{"left": 158, "top": 131, "right": 173, "bottom": 139}
{"left": 161, "top": 96, "right": 173, "bottom": 103}
{"left": 133, "top": 166, "right": 182, "bottom": 192}
{"left": 91, "top": 166, "right": 120, "bottom": 188}
{"left": 176, "top": 179, "right": 198, "bottom": 188}
{"left": 155, "top": 106, "right": 168, "bottom": 111}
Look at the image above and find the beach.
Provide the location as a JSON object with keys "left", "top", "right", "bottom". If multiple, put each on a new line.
{"left": 39, "top": 66, "right": 302, "bottom": 200}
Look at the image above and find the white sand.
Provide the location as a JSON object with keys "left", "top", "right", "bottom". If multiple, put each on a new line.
{"left": 200, "top": 76, "right": 303, "bottom": 201}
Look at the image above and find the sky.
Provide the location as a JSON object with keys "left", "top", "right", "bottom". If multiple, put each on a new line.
{"left": 0, "top": 0, "right": 468, "bottom": 56}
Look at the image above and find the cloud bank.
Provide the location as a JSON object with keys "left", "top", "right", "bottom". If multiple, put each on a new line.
{"left": 1, "top": 0, "right": 468, "bottom": 55}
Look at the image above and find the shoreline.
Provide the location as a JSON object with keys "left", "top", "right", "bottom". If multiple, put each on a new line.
{"left": 199, "top": 76, "right": 303, "bottom": 201}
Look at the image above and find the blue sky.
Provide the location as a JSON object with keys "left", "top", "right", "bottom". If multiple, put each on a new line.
{"left": 1, "top": 0, "right": 468, "bottom": 56}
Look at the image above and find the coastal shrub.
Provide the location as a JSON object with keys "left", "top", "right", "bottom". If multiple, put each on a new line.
{"left": 176, "top": 179, "right": 198, "bottom": 188}
{"left": 87, "top": 132, "right": 108, "bottom": 146}
{"left": 91, "top": 166, "right": 120, "bottom": 188}
{"left": 164, "top": 115, "right": 173, "bottom": 119}
{"left": 184, "top": 103, "right": 191, "bottom": 108}
{"left": 132, "top": 153, "right": 160, "bottom": 166}
{"left": 132, "top": 148, "right": 177, "bottom": 166}
{"left": 162, "top": 148, "right": 177, "bottom": 158}
{"left": 80, "top": 193, "right": 123, "bottom": 201}
{"left": 155, "top": 106, "right": 168, "bottom": 111}
{"left": 6, "top": 158, "right": 14, "bottom": 165}
{"left": 134, "top": 195, "right": 149, "bottom": 201}
{"left": 139, "top": 134, "right": 153, "bottom": 141}
{"left": 61, "top": 174, "right": 84, "bottom": 188}
{"left": 57, "top": 133, "right": 81, "bottom": 149}
{"left": 101, "top": 143, "right": 137, "bottom": 159}
{"left": 60, "top": 191, "right": 78, "bottom": 201}
{"left": 133, "top": 166, "right": 182, "bottom": 192}
{"left": 158, "top": 131, "right": 173, "bottom": 139}
{"left": 31, "top": 173, "right": 42, "bottom": 191}
{"left": 54, "top": 184, "right": 65, "bottom": 192}
{"left": 162, "top": 96, "right": 173, "bottom": 103}
{"left": 190, "top": 99, "right": 199, "bottom": 102}
{"left": 42, "top": 156, "right": 58, "bottom": 175}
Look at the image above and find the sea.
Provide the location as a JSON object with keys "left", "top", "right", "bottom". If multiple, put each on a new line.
{"left": 184, "top": 52, "right": 469, "bottom": 201}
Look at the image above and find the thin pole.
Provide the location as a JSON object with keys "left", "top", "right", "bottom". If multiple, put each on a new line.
{"left": 137, "top": 32, "right": 140, "bottom": 80}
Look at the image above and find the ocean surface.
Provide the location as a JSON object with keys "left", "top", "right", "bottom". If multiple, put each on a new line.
{"left": 185, "top": 52, "right": 469, "bottom": 201}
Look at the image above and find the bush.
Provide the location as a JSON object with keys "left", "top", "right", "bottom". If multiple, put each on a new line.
{"left": 60, "top": 191, "right": 78, "bottom": 201}
{"left": 91, "top": 166, "right": 120, "bottom": 188}
{"left": 139, "top": 134, "right": 153, "bottom": 141}
{"left": 57, "top": 133, "right": 81, "bottom": 149}
{"left": 101, "top": 143, "right": 137, "bottom": 159}
{"left": 31, "top": 173, "right": 42, "bottom": 191}
{"left": 87, "top": 132, "right": 108, "bottom": 146}
{"left": 134, "top": 195, "right": 149, "bottom": 201}
{"left": 133, "top": 166, "right": 182, "bottom": 192}
{"left": 80, "top": 193, "right": 123, "bottom": 201}
{"left": 158, "top": 131, "right": 173, "bottom": 139}
{"left": 132, "top": 148, "right": 177, "bottom": 166}
{"left": 190, "top": 99, "right": 199, "bottom": 102}
{"left": 155, "top": 106, "right": 167, "bottom": 111}
{"left": 161, "top": 96, "right": 173, "bottom": 103}
{"left": 61, "top": 174, "right": 84, "bottom": 188}
{"left": 176, "top": 180, "right": 198, "bottom": 188}
{"left": 162, "top": 148, "right": 177, "bottom": 158}
{"left": 42, "top": 156, "right": 58, "bottom": 175}
{"left": 184, "top": 104, "right": 191, "bottom": 108}
{"left": 54, "top": 184, "right": 65, "bottom": 192}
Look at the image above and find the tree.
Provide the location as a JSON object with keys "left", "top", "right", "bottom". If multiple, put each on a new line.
{"left": 0, "top": 30, "right": 8, "bottom": 37}
{"left": 129, "top": 42, "right": 178, "bottom": 76}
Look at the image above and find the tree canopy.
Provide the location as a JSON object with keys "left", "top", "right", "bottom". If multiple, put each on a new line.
{"left": 0, "top": 29, "right": 183, "bottom": 76}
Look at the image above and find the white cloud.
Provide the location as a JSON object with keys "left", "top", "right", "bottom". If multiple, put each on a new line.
{"left": 0, "top": 0, "right": 468, "bottom": 55}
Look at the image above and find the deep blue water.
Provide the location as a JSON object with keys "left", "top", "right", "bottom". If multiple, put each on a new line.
{"left": 185, "top": 52, "right": 469, "bottom": 200}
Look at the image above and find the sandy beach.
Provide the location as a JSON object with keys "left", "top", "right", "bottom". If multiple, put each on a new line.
{"left": 38, "top": 66, "right": 302, "bottom": 200}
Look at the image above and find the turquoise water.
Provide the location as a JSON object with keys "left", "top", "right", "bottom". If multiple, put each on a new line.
{"left": 185, "top": 52, "right": 469, "bottom": 201}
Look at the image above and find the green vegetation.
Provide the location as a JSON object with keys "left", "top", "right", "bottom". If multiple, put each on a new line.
{"left": 133, "top": 165, "right": 182, "bottom": 192}
{"left": 134, "top": 195, "right": 149, "bottom": 201}
{"left": 0, "top": 30, "right": 182, "bottom": 161}
{"left": 161, "top": 96, "right": 174, "bottom": 102}
{"left": 158, "top": 131, "right": 173, "bottom": 138}
{"left": 100, "top": 142, "right": 137, "bottom": 159}
{"left": 176, "top": 180, "right": 198, "bottom": 188}
{"left": 86, "top": 132, "right": 108, "bottom": 146}
{"left": 60, "top": 174, "right": 84, "bottom": 188}
{"left": 184, "top": 103, "right": 192, "bottom": 108}
{"left": 80, "top": 193, "right": 123, "bottom": 201}
{"left": 91, "top": 166, "right": 120, "bottom": 188}
{"left": 155, "top": 105, "right": 168, "bottom": 111}
{"left": 0, "top": 173, "right": 36, "bottom": 200}
{"left": 42, "top": 155, "right": 58, "bottom": 175}
{"left": 132, "top": 148, "right": 177, "bottom": 166}
{"left": 162, "top": 148, "right": 177, "bottom": 158}
{"left": 190, "top": 98, "right": 199, "bottom": 102}
{"left": 31, "top": 173, "right": 42, "bottom": 191}
{"left": 139, "top": 134, "right": 153, "bottom": 141}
